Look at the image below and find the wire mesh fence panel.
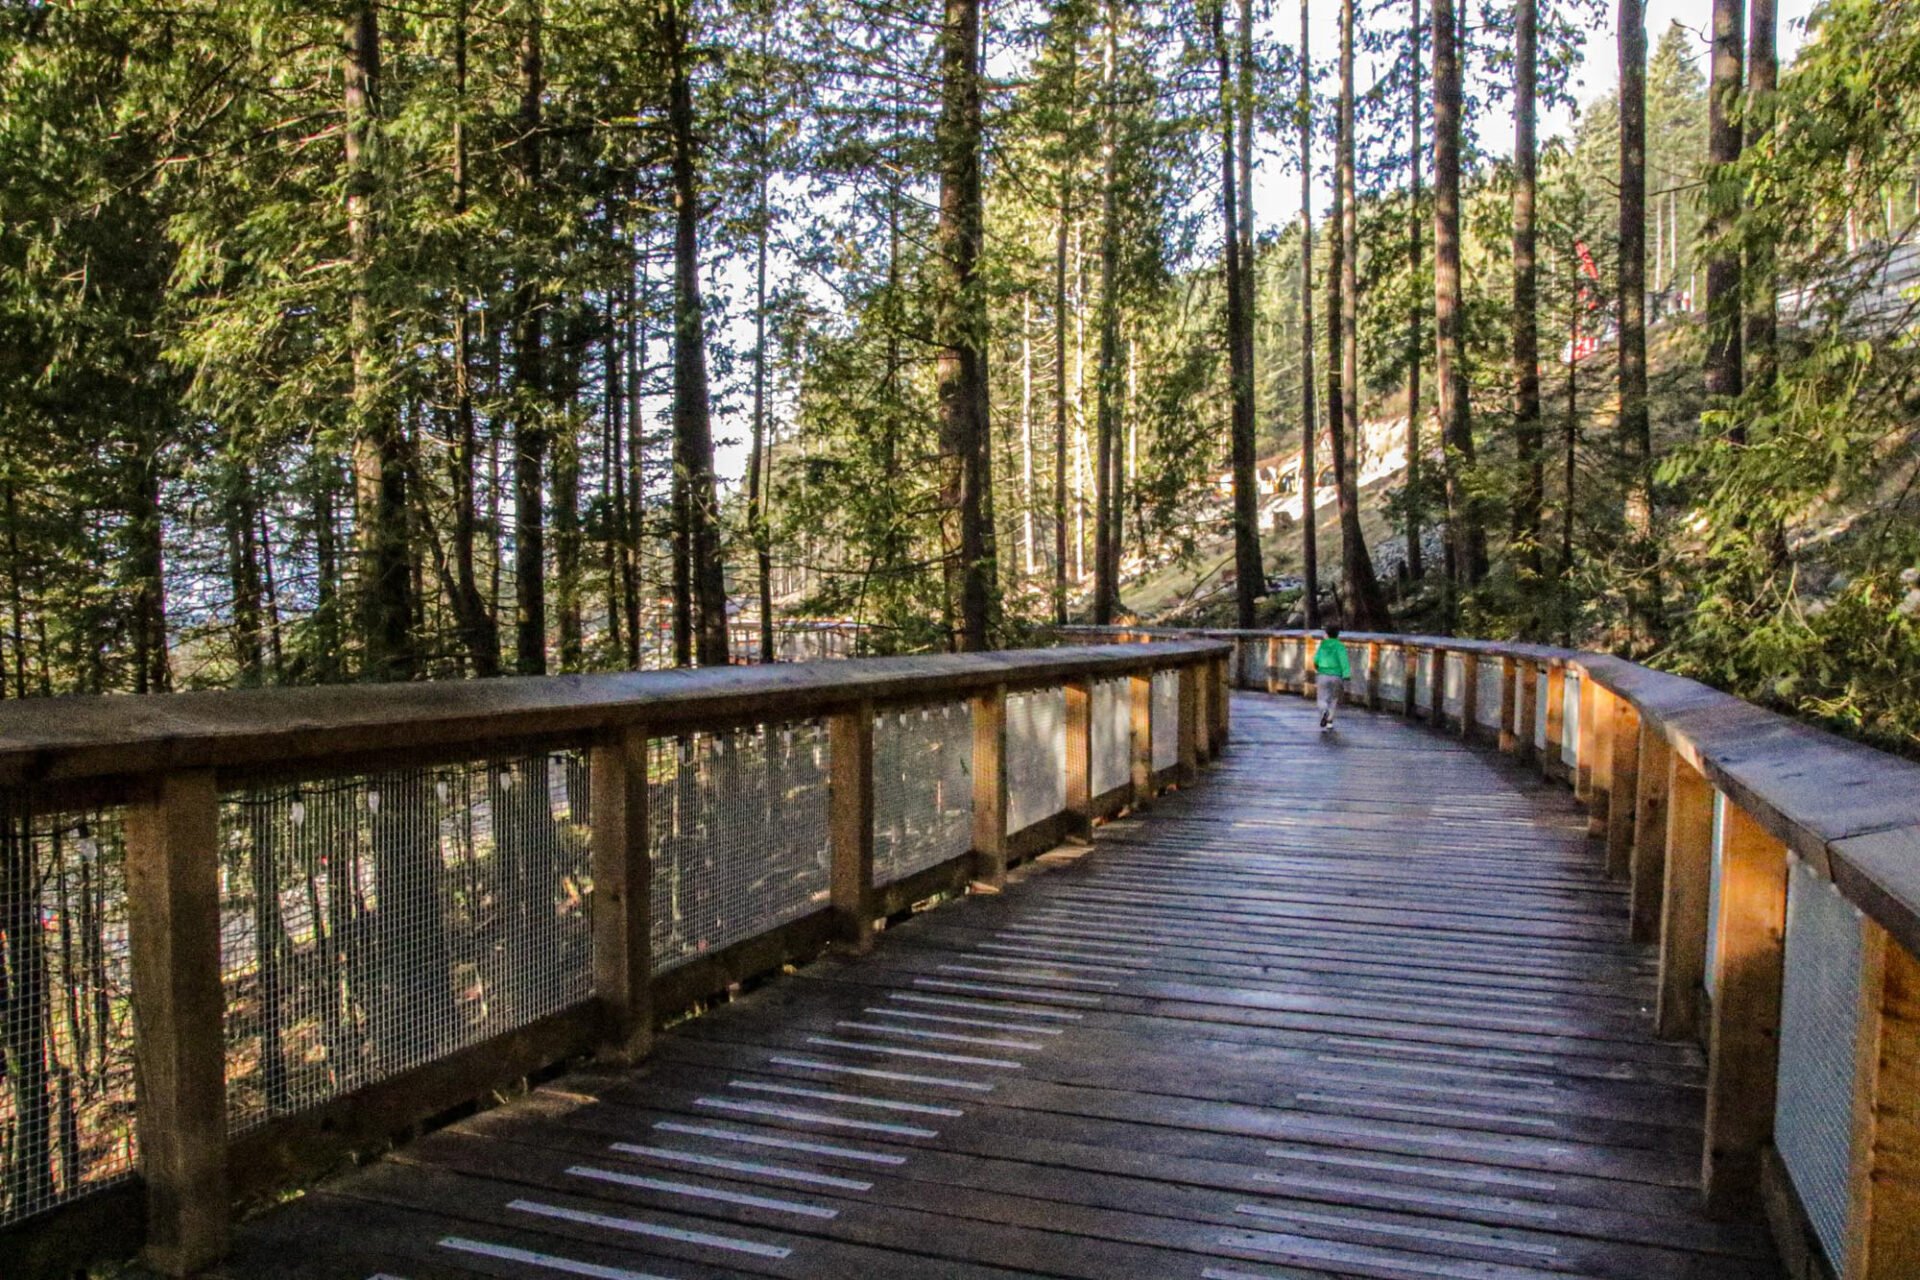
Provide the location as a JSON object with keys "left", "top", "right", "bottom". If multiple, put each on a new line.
{"left": 1273, "top": 640, "right": 1305, "bottom": 688}
{"left": 1477, "top": 658, "right": 1504, "bottom": 730}
{"left": 1351, "top": 644, "right": 1374, "bottom": 691}
{"left": 1414, "top": 649, "right": 1432, "bottom": 708}
{"left": 1442, "top": 654, "right": 1466, "bottom": 719}
{"left": 0, "top": 801, "right": 138, "bottom": 1229}
{"left": 1236, "top": 642, "right": 1261, "bottom": 689}
{"left": 872, "top": 703, "right": 973, "bottom": 886}
{"left": 1379, "top": 646, "right": 1407, "bottom": 701}
{"left": 1006, "top": 688, "right": 1067, "bottom": 835}
{"left": 649, "top": 722, "right": 832, "bottom": 973}
{"left": 1091, "top": 678, "right": 1131, "bottom": 797}
{"left": 1776, "top": 857, "right": 1870, "bottom": 1273}
{"left": 1562, "top": 671, "right": 1582, "bottom": 761}
{"left": 1150, "top": 671, "right": 1179, "bottom": 773}
{"left": 219, "top": 753, "right": 594, "bottom": 1132}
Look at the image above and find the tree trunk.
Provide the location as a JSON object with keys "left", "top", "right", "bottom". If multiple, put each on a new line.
{"left": 512, "top": 0, "right": 547, "bottom": 675}
{"left": 1431, "top": 0, "right": 1485, "bottom": 588}
{"left": 1335, "top": 0, "right": 1391, "bottom": 629}
{"left": 1022, "top": 295, "right": 1037, "bottom": 581}
{"left": 552, "top": 326, "right": 582, "bottom": 670}
{"left": 1745, "top": 0, "right": 1776, "bottom": 392}
{"left": 1053, "top": 186, "right": 1071, "bottom": 625}
{"left": 1512, "top": 0, "right": 1543, "bottom": 581}
{"left": 748, "top": 15, "right": 776, "bottom": 662}
{"left": 1092, "top": 4, "right": 1122, "bottom": 625}
{"left": 1298, "top": 0, "right": 1320, "bottom": 629}
{"left": 346, "top": 2, "right": 413, "bottom": 681}
{"left": 1213, "top": 0, "right": 1263, "bottom": 628}
{"left": 1704, "top": 0, "right": 1745, "bottom": 413}
{"left": 1405, "top": 0, "right": 1424, "bottom": 582}
{"left": 1618, "top": 0, "right": 1657, "bottom": 639}
{"left": 447, "top": 0, "right": 499, "bottom": 677}
{"left": 664, "top": 0, "right": 730, "bottom": 665}
{"left": 227, "top": 460, "right": 264, "bottom": 684}
{"left": 935, "top": 0, "right": 993, "bottom": 650}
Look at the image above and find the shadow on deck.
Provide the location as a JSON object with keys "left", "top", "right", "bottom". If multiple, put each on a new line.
{"left": 216, "top": 694, "right": 1780, "bottom": 1279}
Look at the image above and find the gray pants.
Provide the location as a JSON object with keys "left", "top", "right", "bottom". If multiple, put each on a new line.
{"left": 1317, "top": 676, "right": 1345, "bottom": 723}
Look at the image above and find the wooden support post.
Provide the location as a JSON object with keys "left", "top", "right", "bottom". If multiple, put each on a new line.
{"left": 1365, "top": 641, "right": 1382, "bottom": 708}
{"left": 1853, "top": 931, "right": 1920, "bottom": 1277}
{"left": 1516, "top": 661, "right": 1540, "bottom": 764}
{"left": 829, "top": 704, "right": 877, "bottom": 951}
{"left": 1428, "top": 647, "right": 1447, "bottom": 725}
{"left": 127, "top": 770, "right": 230, "bottom": 1276}
{"left": 1303, "top": 636, "right": 1320, "bottom": 699}
{"left": 1604, "top": 698, "right": 1641, "bottom": 877}
{"left": 1178, "top": 663, "right": 1200, "bottom": 781}
{"left": 1212, "top": 655, "right": 1231, "bottom": 750}
{"left": 1702, "top": 799, "right": 1790, "bottom": 1216}
{"left": 1628, "top": 724, "right": 1672, "bottom": 944}
{"left": 1400, "top": 644, "right": 1418, "bottom": 718}
{"left": 1265, "top": 636, "right": 1280, "bottom": 695}
{"left": 1064, "top": 678, "right": 1094, "bottom": 837}
{"left": 590, "top": 727, "right": 654, "bottom": 1061}
{"left": 971, "top": 684, "right": 1009, "bottom": 886}
{"left": 1192, "top": 662, "right": 1213, "bottom": 765}
{"left": 1657, "top": 753, "right": 1715, "bottom": 1041}
{"left": 1498, "top": 656, "right": 1518, "bottom": 753}
{"left": 1577, "top": 671, "right": 1599, "bottom": 803}
{"left": 1129, "top": 669, "right": 1154, "bottom": 808}
{"left": 1458, "top": 654, "right": 1479, "bottom": 740}
{"left": 1544, "top": 663, "right": 1567, "bottom": 776}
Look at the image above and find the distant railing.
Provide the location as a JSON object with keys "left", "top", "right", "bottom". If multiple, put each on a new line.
{"left": 0, "top": 641, "right": 1230, "bottom": 1277}
{"left": 1059, "top": 624, "right": 1920, "bottom": 1278}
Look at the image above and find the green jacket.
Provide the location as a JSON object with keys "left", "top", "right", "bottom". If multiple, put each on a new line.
{"left": 1314, "top": 636, "right": 1351, "bottom": 680}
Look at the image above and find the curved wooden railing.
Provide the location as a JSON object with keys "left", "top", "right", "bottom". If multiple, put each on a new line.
{"left": 0, "top": 641, "right": 1230, "bottom": 1277}
{"left": 1060, "top": 623, "right": 1919, "bottom": 1277}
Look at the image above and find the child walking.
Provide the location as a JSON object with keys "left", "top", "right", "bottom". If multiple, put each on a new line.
{"left": 1315, "top": 626, "right": 1350, "bottom": 732}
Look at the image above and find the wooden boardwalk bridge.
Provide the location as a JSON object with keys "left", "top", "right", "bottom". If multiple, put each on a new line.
{"left": 4, "top": 632, "right": 1916, "bottom": 1278}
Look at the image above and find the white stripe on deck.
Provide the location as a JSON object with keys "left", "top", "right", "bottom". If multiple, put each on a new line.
{"left": 937, "top": 963, "right": 1121, "bottom": 988}
{"left": 886, "top": 991, "right": 1084, "bottom": 1020}
{"left": 507, "top": 1199, "right": 792, "bottom": 1258}
{"left": 695, "top": 1096, "right": 939, "bottom": 1137}
{"left": 608, "top": 1142, "right": 875, "bottom": 1191}
{"left": 1234, "top": 1202, "right": 1562, "bottom": 1258}
{"left": 729, "top": 1080, "right": 965, "bottom": 1117}
{"left": 566, "top": 1165, "right": 839, "bottom": 1218}
{"left": 767, "top": 1054, "right": 998, "bottom": 1092}
{"left": 653, "top": 1120, "right": 909, "bottom": 1164}
{"left": 865, "top": 1007, "right": 1065, "bottom": 1035}
{"left": 834, "top": 1020, "right": 1045, "bottom": 1050}
{"left": 805, "top": 1036, "right": 1025, "bottom": 1069}
{"left": 439, "top": 1237, "right": 674, "bottom": 1280}
{"left": 909, "top": 977, "right": 1104, "bottom": 1006}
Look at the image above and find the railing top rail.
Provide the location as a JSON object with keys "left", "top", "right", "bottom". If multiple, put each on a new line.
{"left": 0, "top": 641, "right": 1225, "bottom": 791}
{"left": 1060, "top": 624, "right": 1920, "bottom": 955}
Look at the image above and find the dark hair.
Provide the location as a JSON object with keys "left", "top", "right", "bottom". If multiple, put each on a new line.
{"left": 1324, "top": 626, "right": 1341, "bottom": 638}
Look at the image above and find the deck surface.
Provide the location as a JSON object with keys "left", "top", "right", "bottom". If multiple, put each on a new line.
{"left": 219, "top": 693, "right": 1780, "bottom": 1280}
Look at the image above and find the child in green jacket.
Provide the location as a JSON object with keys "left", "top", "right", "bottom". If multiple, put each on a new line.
{"left": 1315, "top": 626, "right": 1351, "bottom": 731}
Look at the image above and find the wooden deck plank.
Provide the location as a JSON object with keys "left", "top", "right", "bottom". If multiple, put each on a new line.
{"left": 222, "top": 693, "right": 1778, "bottom": 1280}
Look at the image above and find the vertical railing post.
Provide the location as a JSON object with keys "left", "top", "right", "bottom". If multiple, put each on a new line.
{"left": 1605, "top": 697, "right": 1642, "bottom": 878}
{"left": 1129, "top": 668, "right": 1154, "bottom": 808}
{"left": 1178, "top": 663, "right": 1200, "bottom": 781}
{"left": 1400, "top": 643, "right": 1417, "bottom": 718}
{"left": 1628, "top": 723, "right": 1672, "bottom": 944}
{"left": 1191, "top": 662, "right": 1212, "bottom": 766}
{"left": 1847, "top": 928, "right": 1920, "bottom": 1275}
{"left": 591, "top": 726, "right": 654, "bottom": 1062}
{"left": 971, "top": 684, "right": 1009, "bottom": 887}
{"left": 1212, "top": 654, "right": 1231, "bottom": 750}
{"left": 1701, "top": 798, "right": 1789, "bottom": 1215}
{"left": 1657, "top": 753, "right": 1715, "bottom": 1040}
{"left": 1544, "top": 663, "right": 1568, "bottom": 777}
{"left": 829, "top": 703, "right": 877, "bottom": 952}
{"left": 1365, "top": 641, "right": 1382, "bottom": 708}
{"left": 1303, "top": 635, "right": 1320, "bottom": 702}
{"left": 127, "top": 770, "right": 230, "bottom": 1276}
{"left": 1586, "top": 686, "right": 1617, "bottom": 838}
{"left": 1427, "top": 646, "right": 1447, "bottom": 724}
{"left": 1064, "top": 676, "right": 1094, "bottom": 837}
{"left": 1516, "top": 660, "right": 1540, "bottom": 764}
{"left": 1458, "top": 654, "right": 1479, "bottom": 740}
{"left": 1265, "top": 637, "right": 1280, "bottom": 695}
{"left": 1498, "top": 656, "right": 1518, "bottom": 753}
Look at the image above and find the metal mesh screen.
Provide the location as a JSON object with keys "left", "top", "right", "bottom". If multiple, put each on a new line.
{"left": 1378, "top": 646, "right": 1407, "bottom": 701}
{"left": 1442, "top": 653, "right": 1465, "bottom": 718}
{"left": 1350, "top": 643, "right": 1373, "bottom": 691}
{"left": 1091, "top": 678, "right": 1131, "bottom": 798}
{"left": 1150, "top": 671, "right": 1179, "bottom": 772}
{"left": 1706, "top": 791, "right": 1727, "bottom": 997}
{"left": 1561, "top": 671, "right": 1582, "bottom": 761}
{"left": 220, "top": 753, "right": 594, "bottom": 1132}
{"left": 1534, "top": 666, "right": 1549, "bottom": 750}
{"left": 0, "top": 802, "right": 137, "bottom": 1228}
{"left": 650, "top": 722, "right": 832, "bottom": 973}
{"left": 1413, "top": 649, "right": 1432, "bottom": 709}
{"left": 1777, "top": 857, "right": 1869, "bottom": 1273}
{"left": 1273, "top": 639, "right": 1305, "bottom": 688}
{"left": 872, "top": 703, "right": 973, "bottom": 886}
{"left": 1476, "top": 658, "right": 1504, "bottom": 729}
{"left": 1006, "top": 688, "right": 1067, "bottom": 835}
{"left": 1236, "top": 641, "right": 1260, "bottom": 689}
